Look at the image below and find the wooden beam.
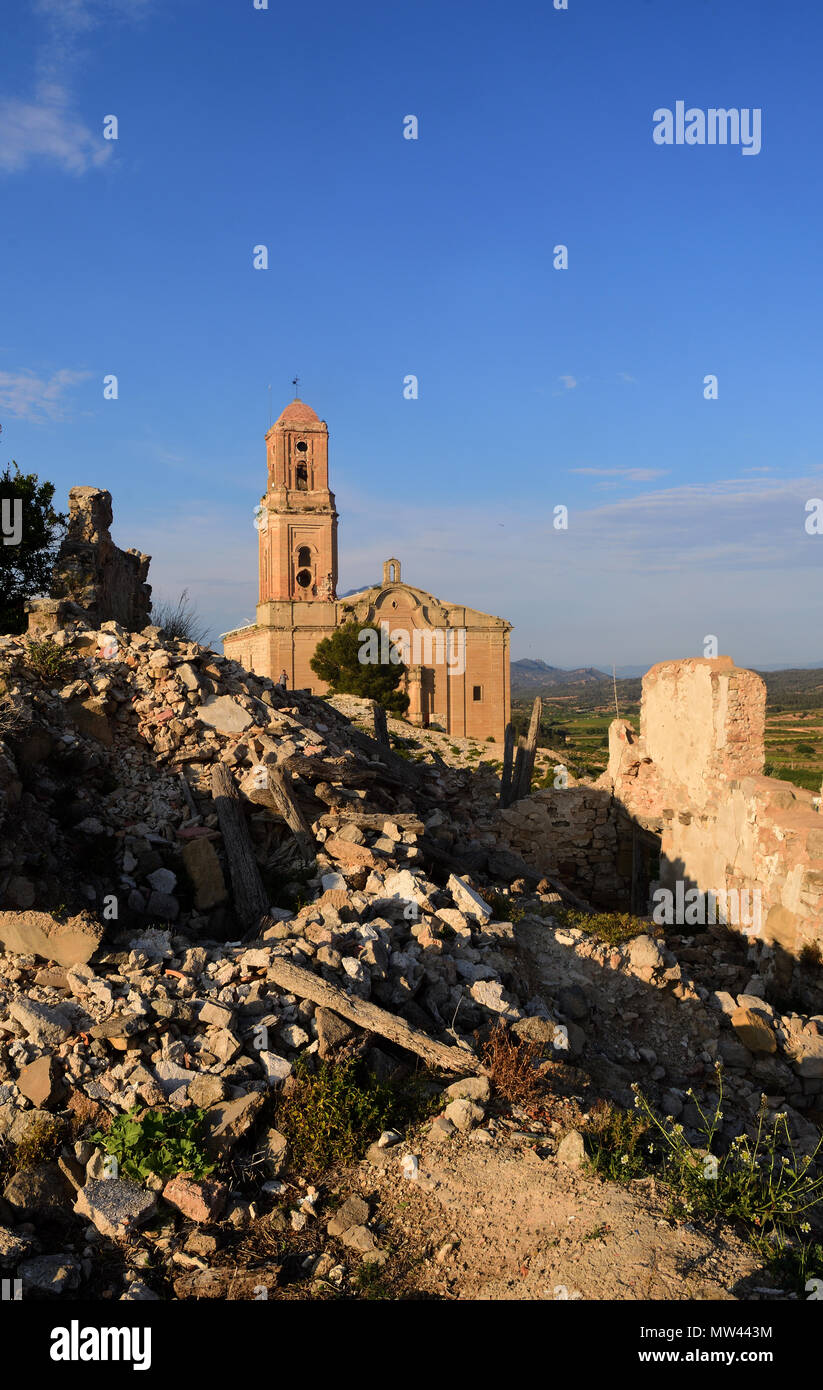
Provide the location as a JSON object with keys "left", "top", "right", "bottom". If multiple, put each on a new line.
{"left": 372, "top": 700, "right": 390, "bottom": 751}
{"left": 240, "top": 765, "right": 315, "bottom": 862}
{"left": 499, "top": 723, "right": 515, "bottom": 807}
{"left": 264, "top": 955, "right": 483, "bottom": 1075}
{"left": 210, "top": 764, "right": 269, "bottom": 929}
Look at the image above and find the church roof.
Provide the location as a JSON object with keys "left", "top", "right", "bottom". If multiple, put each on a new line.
{"left": 276, "top": 399, "right": 320, "bottom": 426}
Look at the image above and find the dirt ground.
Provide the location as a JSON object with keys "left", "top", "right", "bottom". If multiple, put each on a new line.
{"left": 356, "top": 1134, "right": 768, "bottom": 1301}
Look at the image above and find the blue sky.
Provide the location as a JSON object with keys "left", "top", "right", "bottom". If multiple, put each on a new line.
{"left": 2, "top": 0, "right": 822, "bottom": 668}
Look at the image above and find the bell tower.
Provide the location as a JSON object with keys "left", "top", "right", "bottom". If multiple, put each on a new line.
{"left": 257, "top": 398, "right": 338, "bottom": 603}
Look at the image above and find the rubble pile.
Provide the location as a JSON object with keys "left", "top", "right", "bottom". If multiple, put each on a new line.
{"left": 0, "top": 616, "right": 822, "bottom": 1299}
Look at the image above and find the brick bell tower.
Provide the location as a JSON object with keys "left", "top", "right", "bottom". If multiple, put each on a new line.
{"left": 257, "top": 398, "right": 338, "bottom": 603}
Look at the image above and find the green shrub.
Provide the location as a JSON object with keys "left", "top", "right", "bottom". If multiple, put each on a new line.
{"left": 552, "top": 906, "right": 654, "bottom": 947}
{"left": 90, "top": 1107, "right": 215, "bottom": 1182}
{"left": 24, "top": 636, "right": 76, "bottom": 684}
{"left": 276, "top": 1058, "right": 435, "bottom": 1179}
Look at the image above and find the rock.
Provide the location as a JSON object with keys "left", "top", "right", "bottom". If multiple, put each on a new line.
{"left": 152, "top": 1059, "right": 197, "bottom": 1097}
{"left": 662, "top": 1090, "right": 684, "bottom": 1118}
{"left": 66, "top": 698, "right": 113, "bottom": 746}
{"left": 147, "top": 890, "right": 179, "bottom": 921}
{"left": 9, "top": 998, "right": 72, "bottom": 1046}
{"left": 198, "top": 1000, "right": 234, "bottom": 1028}
{"left": 324, "top": 837, "right": 377, "bottom": 869}
{"left": 558, "top": 984, "right": 589, "bottom": 1021}
{"left": 261, "top": 1126, "right": 288, "bottom": 1174}
{"left": 147, "top": 867, "right": 177, "bottom": 895}
{"left": 259, "top": 1052, "right": 292, "bottom": 1086}
{"left": 120, "top": 1280, "right": 161, "bottom": 1301}
{"left": 74, "top": 1179, "right": 158, "bottom": 1240}
{"left": 469, "top": 979, "right": 521, "bottom": 1017}
{"left": 19, "top": 1253, "right": 81, "bottom": 1294}
{"left": 718, "top": 1035, "right": 752, "bottom": 1068}
{"left": 198, "top": 695, "right": 253, "bottom": 735}
{"left": 0, "top": 909, "right": 103, "bottom": 967}
{"left": 162, "top": 1175, "right": 228, "bottom": 1223}
{"left": 513, "top": 1016, "right": 556, "bottom": 1045}
{"left": 710, "top": 991, "right": 739, "bottom": 1017}
{"left": 327, "top": 1194, "right": 369, "bottom": 1237}
{"left": 3, "top": 1164, "right": 73, "bottom": 1217}
{"left": 444, "top": 1075, "right": 491, "bottom": 1103}
{"left": 203, "top": 1091, "right": 265, "bottom": 1154}
{"left": 444, "top": 1098, "right": 484, "bottom": 1132}
{"left": 0, "top": 1226, "right": 36, "bottom": 1267}
{"left": 9, "top": 1108, "right": 65, "bottom": 1146}
{"left": 315, "top": 1007, "right": 357, "bottom": 1058}
{"left": 556, "top": 1129, "right": 586, "bottom": 1168}
{"left": 6, "top": 875, "right": 35, "bottom": 908}
{"left": 789, "top": 1035, "right": 823, "bottom": 1079}
{"left": 427, "top": 1115, "right": 456, "bottom": 1143}
{"left": 731, "top": 1007, "right": 777, "bottom": 1055}
{"left": 341, "top": 1224, "right": 380, "bottom": 1256}
{"left": 16, "top": 1055, "right": 56, "bottom": 1107}
{"left": 447, "top": 874, "right": 492, "bottom": 922}
{"left": 627, "top": 935, "right": 665, "bottom": 973}
{"left": 182, "top": 839, "right": 228, "bottom": 910}
{"left": 187, "top": 1074, "right": 228, "bottom": 1108}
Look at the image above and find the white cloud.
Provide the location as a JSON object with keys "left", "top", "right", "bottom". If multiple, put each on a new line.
{"left": 0, "top": 85, "right": 110, "bottom": 174}
{"left": 0, "top": 367, "right": 92, "bottom": 420}
{"left": 557, "top": 375, "right": 577, "bottom": 391}
{"left": 0, "top": 1, "right": 152, "bottom": 175}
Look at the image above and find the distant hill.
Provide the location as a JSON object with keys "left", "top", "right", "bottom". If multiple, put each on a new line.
{"left": 511, "top": 658, "right": 823, "bottom": 712}
{"left": 511, "top": 659, "right": 609, "bottom": 694}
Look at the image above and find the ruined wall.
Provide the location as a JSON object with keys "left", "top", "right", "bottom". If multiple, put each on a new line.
{"left": 498, "top": 784, "right": 634, "bottom": 908}
{"left": 608, "top": 657, "right": 823, "bottom": 955}
{"left": 27, "top": 487, "right": 151, "bottom": 634}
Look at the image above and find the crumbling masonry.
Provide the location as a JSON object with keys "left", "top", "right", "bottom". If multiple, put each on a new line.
{"left": 498, "top": 657, "right": 823, "bottom": 956}
{"left": 25, "top": 486, "right": 151, "bottom": 635}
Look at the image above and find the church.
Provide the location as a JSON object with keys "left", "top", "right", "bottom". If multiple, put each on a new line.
{"left": 221, "top": 396, "right": 512, "bottom": 742}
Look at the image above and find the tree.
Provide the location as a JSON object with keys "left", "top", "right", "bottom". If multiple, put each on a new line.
{"left": 310, "top": 621, "right": 410, "bottom": 714}
{"left": 0, "top": 459, "right": 66, "bottom": 635}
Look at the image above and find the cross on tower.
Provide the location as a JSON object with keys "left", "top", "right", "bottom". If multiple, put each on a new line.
{"left": 292, "top": 376, "right": 300, "bottom": 397}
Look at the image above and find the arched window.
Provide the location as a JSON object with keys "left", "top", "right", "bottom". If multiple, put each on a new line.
{"left": 297, "top": 546, "right": 312, "bottom": 568}
{"left": 295, "top": 463, "right": 308, "bottom": 490}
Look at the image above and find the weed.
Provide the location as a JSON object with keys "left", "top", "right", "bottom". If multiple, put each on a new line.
{"left": 275, "top": 1058, "right": 436, "bottom": 1179}
{"left": 552, "top": 906, "right": 656, "bottom": 947}
{"left": 14, "top": 1115, "right": 63, "bottom": 1169}
{"left": 23, "top": 636, "right": 76, "bottom": 685}
{"left": 762, "top": 1237, "right": 823, "bottom": 1296}
{"left": 90, "top": 1107, "right": 215, "bottom": 1182}
{"left": 350, "top": 1259, "right": 393, "bottom": 1299}
{"left": 482, "top": 1021, "right": 542, "bottom": 1107}
{"left": 588, "top": 1071, "right": 823, "bottom": 1248}
{"left": 584, "top": 1099, "right": 653, "bottom": 1182}
{"left": 480, "top": 890, "right": 525, "bottom": 924}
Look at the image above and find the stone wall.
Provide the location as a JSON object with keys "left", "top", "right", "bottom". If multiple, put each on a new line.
{"left": 497, "top": 784, "right": 635, "bottom": 908}
{"left": 495, "top": 655, "right": 823, "bottom": 956}
{"left": 26, "top": 487, "right": 151, "bottom": 634}
{"left": 607, "top": 657, "right": 823, "bottom": 956}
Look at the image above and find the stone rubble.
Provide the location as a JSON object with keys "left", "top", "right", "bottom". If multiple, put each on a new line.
{"left": 0, "top": 616, "right": 821, "bottom": 1298}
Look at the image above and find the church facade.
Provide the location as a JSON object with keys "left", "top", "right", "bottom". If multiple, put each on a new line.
{"left": 222, "top": 397, "right": 511, "bottom": 742}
